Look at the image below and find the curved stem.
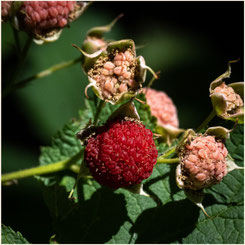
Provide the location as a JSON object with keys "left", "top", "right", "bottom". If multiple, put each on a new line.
{"left": 196, "top": 109, "right": 216, "bottom": 132}
{"left": 157, "top": 157, "right": 179, "bottom": 164}
{"left": 3, "top": 56, "right": 82, "bottom": 97}
{"left": 147, "top": 70, "right": 160, "bottom": 88}
{"left": 94, "top": 100, "right": 105, "bottom": 126}
{"left": 2, "top": 150, "right": 83, "bottom": 185}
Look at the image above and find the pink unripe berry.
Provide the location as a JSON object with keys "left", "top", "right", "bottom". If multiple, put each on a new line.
{"left": 21, "top": 1, "right": 76, "bottom": 33}
{"left": 180, "top": 135, "right": 228, "bottom": 190}
{"left": 143, "top": 88, "right": 179, "bottom": 128}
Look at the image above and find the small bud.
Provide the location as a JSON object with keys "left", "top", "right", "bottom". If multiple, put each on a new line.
{"left": 209, "top": 60, "right": 244, "bottom": 123}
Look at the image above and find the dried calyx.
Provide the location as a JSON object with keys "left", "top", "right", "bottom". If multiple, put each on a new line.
{"left": 74, "top": 39, "right": 154, "bottom": 104}
{"left": 73, "top": 15, "right": 157, "bottom": 104}
{"left": 88, "top": 47, "right": 139, "bottom": 102}
{"left": 210, "top": 60, "right": 244, "bottom": 123}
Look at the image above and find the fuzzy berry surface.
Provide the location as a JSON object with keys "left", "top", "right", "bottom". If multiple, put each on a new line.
{"left": 85, "top": 120, "right": 158, "bottom": 189}
{"left": 1, "top": 1, "right": 12, "bottom": 18}
{"left": 21, "top": 1, "right": 75, "bottom": 33}
{"left": 180, "top": 135, "right": 228, "bottom": 190}
{"left": 143, "top": 88, "right": 179, "bottom": 128}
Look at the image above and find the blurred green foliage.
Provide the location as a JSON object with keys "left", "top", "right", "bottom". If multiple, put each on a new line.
{"left": 2, "top": 2, "right": 243, "bottom": 243}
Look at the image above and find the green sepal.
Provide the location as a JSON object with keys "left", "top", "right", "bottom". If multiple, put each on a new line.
{"left": 176, "top": 129, "right": 196, "bottom": 153}
{"left": 184, "top": 189, "right": 210, "bottom": 217}
{"left": 108, "top": 100, "right": 140, "bottom": 121}
{"left": 226, "top": 154, "right": 244, "bottom": 172}
{"left": 87, "top": 14, "right": 123, "bottom": 37}
{"left": 123, "top": 183, "right": 149, "bottom": 197}
{"left": 156, "top": 125, "right": 184, "bottom": 145}
{"left": 107, "top": 39, "right": 136, "bottom": 56}
{"left": 78, "top": 39, "right": 152, "bottom": 105}
{"left": 205, "top": 126, "right": 231, "bottom": 140}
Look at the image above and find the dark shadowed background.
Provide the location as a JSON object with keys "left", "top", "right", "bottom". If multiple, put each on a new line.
{"left": 2, "top": 1, "right": 244, "bottom": 243}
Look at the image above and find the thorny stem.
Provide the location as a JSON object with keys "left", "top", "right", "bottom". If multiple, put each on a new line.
{"left": 2, "top": 151, "right": 84, "bottom": 185}
{"left": 196, "top": 109, "right": 216, "bottom": 132}
{"left": 3, "top": 56, "right": 82, "bottom": 97}
{"left": 2, "top": 149, "right": 179, "bottom": 184}
{"left": 2, "top": 36, "right": 33, "bottom": 97}
{"left": 94, "top": 100, "right": 106, "bottom": 126}
{"left": 157, "top": 157, "right": 179, "bottom": 164}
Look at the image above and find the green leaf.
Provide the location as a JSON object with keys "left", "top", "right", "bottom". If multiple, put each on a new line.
{"left": 182, "top": 204, "right": 244, "bottom": 244}
{"left": 1, "top": 224, "right": 29, "bottom": 244}
{"left": 86, "top": 93, "right": 157, "bottom": 131}
{"left": 38, "top": 103, "right": 94, "bottom": 186}
{"left": 39, "top": 96, "right": 243, "bottom": 244}
{"left": 38, "top": 95, "right": 160, "bottom": 243}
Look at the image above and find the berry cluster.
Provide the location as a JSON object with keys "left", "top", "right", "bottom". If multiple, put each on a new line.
{"left": 213, "top": 82, "right": 243, "bottom": 112}
{"left": 180, "top": 135, "right": 228, "bottom": 190}
{"left": 143, "top": 88, "right": 179, "bottom": 128}
{"left": 21, "top": 1, "right": 75, "bottom": 33}
{"left": 88, "top": 49, "right": 138, "bottom": 100}
{"left": 85, "top": 120, "right": 158, "bottom": 189}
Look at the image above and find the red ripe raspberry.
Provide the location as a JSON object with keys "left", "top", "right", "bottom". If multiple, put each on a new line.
{"left": 143, "top": 88, "right": 179, "bottom": 128}
{"left": 1, "top": 1, "right": 12, "bottom": 19}
{"left": 21, "top": 1, "right": 75, "bottom": 33}
{"left": 180, "top": 135, "right": 228, "bottom": 190}
{"left": 85, "top": 120, "right": 158, "bottom": 189}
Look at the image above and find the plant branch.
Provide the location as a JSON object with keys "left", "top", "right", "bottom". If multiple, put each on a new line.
{"left": 196, "top": 109, "right": 216, "bottom": 132}
{"left": 2, "top": 150, "right": 84, "bottom": 185}
{"left": 3, "top": 56, "right": 82, "bottom": 97}
{"left": 160, "top": 146, "right": 177, "bottom": 158}
{"left": 157, "top": 157, "right": 179, "bottom": 164}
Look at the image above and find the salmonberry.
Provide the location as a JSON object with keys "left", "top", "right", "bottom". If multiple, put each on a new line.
{"left": 84, "top": 119, "right": 158, "bottom": 189}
